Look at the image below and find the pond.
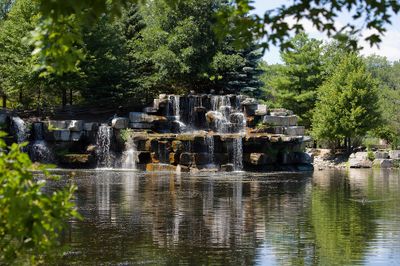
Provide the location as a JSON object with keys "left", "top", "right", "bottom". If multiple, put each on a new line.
{"left": 44, "top": 169, "right": 400, "bottom": 265}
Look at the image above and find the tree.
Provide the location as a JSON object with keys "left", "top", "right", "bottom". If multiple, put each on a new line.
{"left": 137, "top": 0, "right": 218, "bottom": 93}
{"left": 30, "top": 0, "right": 400, "bottom": 76}
{"left": 0, "top": 133, "right": 80, "bottom": 264}
{"left": 266, "top": 33, "right": 324, "bottom": 127}
{"left": 210, "top": 41, "right": 264, "bottom": 97}
{"left": 312, "top": 53, "right": 382, "bottom": 150}
{"left": 0, "top": 0, "right": 37, "bottom": 108}
{"left": 364, "top": 55, "right": 400, "bottom": 147}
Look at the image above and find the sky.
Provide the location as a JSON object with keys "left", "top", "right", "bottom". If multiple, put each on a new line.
{"left": 252, "top": 0, "right": 400, "bottom": 64}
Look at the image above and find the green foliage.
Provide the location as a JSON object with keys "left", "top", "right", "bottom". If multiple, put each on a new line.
{"left": 364, "top": 55, "right": 400, "bottom": 147}
{"left": 312, "top": 53, "right": 382, "bottom": 142}
{"left": 367, "top": 150, "right": 375, "bottom": 161}
{"left": 263, "top": 33, "right": 325, "bottom": 127}
{"left": 0, "top": 133, "right": 80, "bottom": 264}
{"left": 28, "top": 0, "right": 400, "bottom": 76}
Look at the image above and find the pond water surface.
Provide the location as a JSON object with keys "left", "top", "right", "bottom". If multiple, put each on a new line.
{"left": 46, "top": 169, "right": 400, "bottom": 265}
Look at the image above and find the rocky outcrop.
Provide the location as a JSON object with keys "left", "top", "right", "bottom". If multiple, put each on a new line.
{"left": 349, "top": 152, "right": 373, "bottom": 168}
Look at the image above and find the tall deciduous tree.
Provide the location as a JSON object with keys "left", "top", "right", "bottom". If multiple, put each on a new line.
{"left": 312, "top": 53, "right": 382, "bottom": 150}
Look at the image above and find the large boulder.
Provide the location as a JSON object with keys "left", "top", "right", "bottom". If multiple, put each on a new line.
{"left": 284, "top": 126, "right": 305, "bottom": 136}
{"left": 47, "top": 120, "right": 67, "bottom": 130}
{"left": 389, "top": 150, "right": 400, "bottom": 159}
{"left": 205, "top": 111, "right": 223, "bottom": 124}
{"left": 263, "top": 115, "right": 298, "bottom": 126}
{"left": 111, "top": 117, "right": 129, "bottom": 129}
{"left": 129, "top": 122, "right": 153, "bottom": 129}
{"left": 348, "top": 152, "right": 373, "bottom": 168}
{"left": 372, "top": 159, "right": 393, "bottom": 168}
{"left": 374, "top": 151, "right": 389, "bottom": 159}
{"left": 255, "top": 104, "right": 268, "bottom": 116}
{"left": 269, "top": 108, "right": 293, "bottom": 116}
{"left": 129, "top": 112, "right": 167, "bottom": 123}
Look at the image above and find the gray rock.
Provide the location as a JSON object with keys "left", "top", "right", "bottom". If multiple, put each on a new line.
{"left": 143, "top": 107, "right": 158, "bottom": 114}
{"left": 255, "top": 104, "right": 268, "bottom": 116}
{"left": 241, "top": 97, "right": 257, "bottom": 105}
{"left": 83, "top": 122, "right": 99, "bottom": 131}
{"left": 374, "top": 151, "right": 389, "bottom": 159}
{"left": 349, "top": 152, "right": 373, "bottom": 168}
{"left": 243, "top": 104, "right": 258, "bottom": 116}
{"left": 389, "top": 150, "right": 400, "bottom": 159}
{"left": 53, "top": 130, "right": 70, "bottom": 141}
{"left": 0, "top": 113, "right": 7, "bottom": 125}
{"left": 269, "top": 108, "right": 293, "bottom": 116}
{"left": 129, "top": 112, "right": 166, "bottom": 123}
{"left": 373, "top": 159, "right": 393, "bottom": 168}
{"left": 263, "top": 115, "right": 298, "bottom": 126}
{"left": 67, "top": 120, "right": 84, "bottom": 131}
{"left": 205, "top": 111, "right": 223, "bottom": 124}
{"left": 129, "top": 122, "right": 153, "bottom": 129}
{"left": 284, "top": 126, "right": 305, "bottom": 136}
{"left": 111, "top": 117, "right": 128, "bottom": 129}
{"left": 47, "top": 120, "right": 67, "bottom": 130}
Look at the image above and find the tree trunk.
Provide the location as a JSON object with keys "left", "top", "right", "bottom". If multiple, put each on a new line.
{"left": 69, "top": 88, "right": 73, "bottom": 105}
{"left": 347, "top": 137, "right": 351, "bottom": 154}
{"left": 19, "top": 90, "right": 22, "bottom": 103}
{"left": 37, "top": 87, "right": 41, "bottom": 116}
{"left": 2, "top": 94, "right": 6, "bottom": 108}
{"left": 62, "top": 88, "right": 67, "bottom": 109}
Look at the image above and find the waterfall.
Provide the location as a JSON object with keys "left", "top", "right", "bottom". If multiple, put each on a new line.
{"left": 206, "top": 135, "right": 215, "bottom": 165}
{"left": 122, "top": 137, "right": 137, "bottom": 170}
{"left": 29, "top": 122, "right": 52, "bottom": 163}
{"left": 170, "top": 95, "right": 180, "bottom": 120}
{"left": 96, "top": 125, "right": 113, "bottom": 168}
{"left": 11, "top": 116, "right": 26, "bottom": 143}
{"left": 232, "top": 137, "right": 243, "bottom": 171}
{"left": 230, "top": 112, "right": 246, "bottom": 133}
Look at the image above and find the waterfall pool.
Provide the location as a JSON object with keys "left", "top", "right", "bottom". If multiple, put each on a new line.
{"left": 38, "top": 168, "right": 400, "bottom": 265}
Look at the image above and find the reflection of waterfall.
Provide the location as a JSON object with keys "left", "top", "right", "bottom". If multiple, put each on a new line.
{"left": 11, "top": 116, "right": 26, "bottom": 143}
{"left": 29, "top": 122, "right": 52, "bottom": 163}
{"left": 233, "top": 137, "right": 243, "bottom": 171}
{"left": 122, "top": 138, "right": 137, "bottom": 170}
{"left": 96, "top": 172, "right": 111, "bottom": 223}
{"left": 96, "top": 125, "right": 113, "bottom": 168}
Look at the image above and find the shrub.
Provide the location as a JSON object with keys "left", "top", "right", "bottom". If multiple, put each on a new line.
{"left": 0, "top": 132, "right": 80, "bottom": 265}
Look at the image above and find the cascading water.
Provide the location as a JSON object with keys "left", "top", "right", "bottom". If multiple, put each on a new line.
{"left": 232, "top": 137, "right": 243, "bottom": 171}
{"left": 29, "top": 122, "right": 52, "bottom": 163}
{"left": 205, "top": 135, "right": 215, "bottom": 165}
{"left": 11, "top": 116, "right": 26, "bottom": 143}
{"left": 122, "top": 137, "right": 137, "bottom": 170}
{"left": 96, "top": 125, "right": 113, "bottom": 168}
{"left": 170, "top": 95, "right": 180, "bottom": 120}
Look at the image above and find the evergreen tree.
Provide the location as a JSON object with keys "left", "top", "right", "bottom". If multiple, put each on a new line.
{"left": 312, "top": 53, "right": 382, "bottom": 150}
{"left": 267, "top": 33, "right": 324, "bottom": 127}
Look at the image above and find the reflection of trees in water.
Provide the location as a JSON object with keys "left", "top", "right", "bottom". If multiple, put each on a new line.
{"left": 61, "top": 170, "right": 400, "bottom": 265}
{"left": 310, "top": 169, "right": 400, "bottom": 266}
